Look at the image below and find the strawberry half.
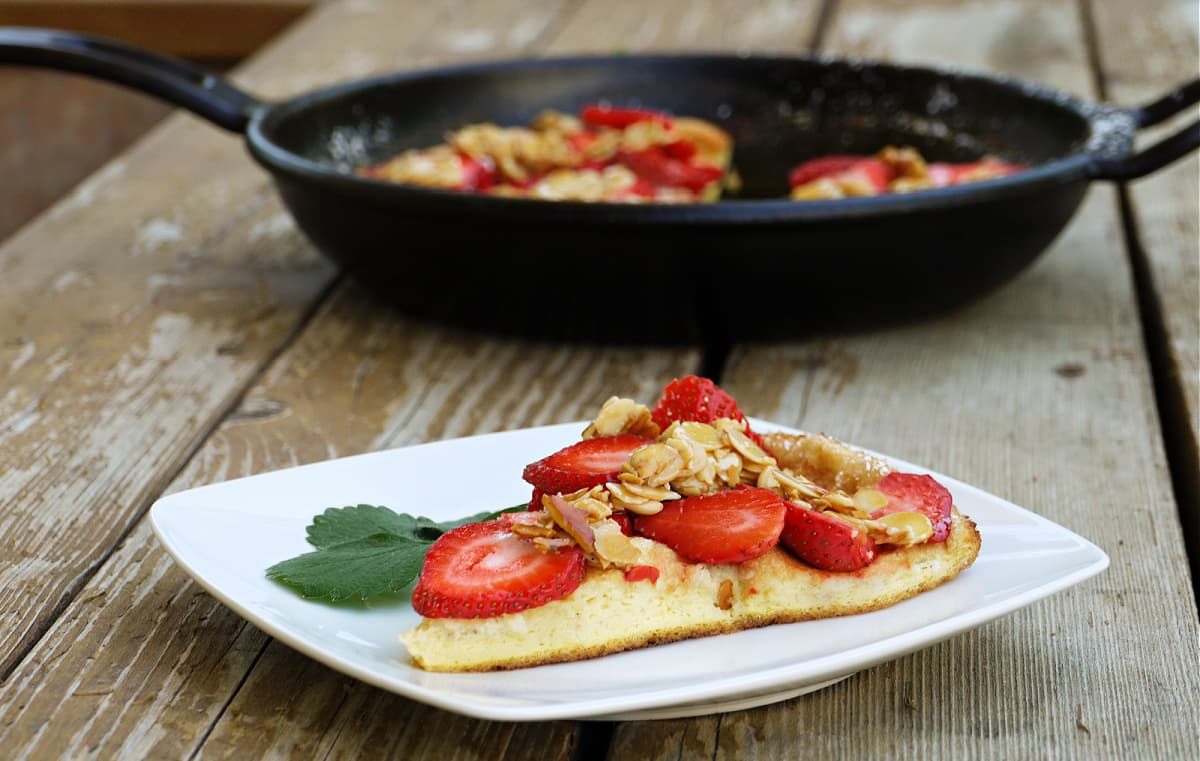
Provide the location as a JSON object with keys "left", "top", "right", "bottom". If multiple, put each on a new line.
{"left": 650, "top": 375, "right": 765, "bottom": 446}
{"left": 780, "top": 504, "right": 877, "bottom": 572}
{"left": 633, "top": 487, "right": 787, "bottom": 563}
{"left": 870, "top": 472, "right": 953, "bottom": 542}
{"left": 522, "top": 434, "right": 650, "bottom": 495}
{"left": 411, "top": 520, "right": 586, "bottom": 619}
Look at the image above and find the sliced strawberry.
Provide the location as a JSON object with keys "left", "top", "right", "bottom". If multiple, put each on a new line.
{"left": 411, "top": 520, "right": 586, "bottom": 619}
{"left": 780, "top": 504, "right": 876, "bottom": 572}
{"left": 522, "top": 434, "right": 650, "bottom": 495}
{"left": 788, "top": 155, "right": 863, "bottom": 187}
{"left": 870, "top": 472, "right": 953, "bottom": 542}
{"left": 611, "top": 512, "right": 634, "bottom": 536}
{"left": 927, "top": 160, "right": 1023, "bottom": 187}
{"left": 457, "top": 153, "right": 496, "bottom": 191}
{"left": 659, "top": 139, "right": 698, "bottom": 161}
{"left": 626, "top": 178, "right": 659, "bottom": 198}
{"left": 567, "top": 130, "right": 600, "bottom": 154}
{"left": 618, "top": 147, "right": 723, "bottom": 193}
{"left": 842, "top": 158, "right": 891, "bottom": 193}
{"left": 528, "top": 488, "right": 545, "bottom": 511}
{"left": 926, "top": 162, "right": 958, "bottom": 188}
{"left": 581, "top": 104, "right": 673, "bottom": 129}
{"left": 633, "top": 487, "right": 787, "bottom": 563}
{"left": 624, "top": 565, "right": 660, "bottom": 583}
{"left": 650, "top": 375, "right": 743, "bottom": 429}
{"left": 788, "top": 155, "right": 891, "bottom": 194}
{"left": 649, "top": 375, "right": 765, "bottom": 446}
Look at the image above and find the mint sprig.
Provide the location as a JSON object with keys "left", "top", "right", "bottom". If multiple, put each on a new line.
{"left": 266, "top": 503, "right": 524, "bottom": 602}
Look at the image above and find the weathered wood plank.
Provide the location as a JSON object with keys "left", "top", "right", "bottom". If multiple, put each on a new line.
{"left": 0, "top": 0, "right": 701, "bottom": 758}
{"left": 544, "top": 0, "right": 822, "bottom": 53}
{"left": 611, "top": 0, "right": 1200, "bottom": 758}
{"left": 1086, "top": 0, "right": 1199, "bottom": 542}
{"left": 0, "top": 0, "right": 314, "bottom": 59}
{"left": 0, "top": 0, "right": 478, "bottom": 686}
{"left": 0, "top": 71, "right": 170, "bottom": 242}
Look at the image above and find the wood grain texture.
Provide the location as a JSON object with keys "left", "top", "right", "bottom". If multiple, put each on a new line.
{"left": 0, "top": 0, "right": 313, "bottom": 59}
{"left": 544, "top": 0, "right": 821, "bottom": 53}
{"left": 0, "top": 0, "right": 700, "bottom": 758}
{"left": 0, "top": 72, "right": 170, "bottom": 243}
{"left": 1086, "top": 0, "right": 1199, "bottom": 519}
{"left": 611, "top": 0, "right": 1200, "bottom": 758}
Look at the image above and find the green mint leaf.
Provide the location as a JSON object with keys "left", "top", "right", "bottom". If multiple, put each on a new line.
{"left": 306, "top": 504, "right": 418, "bottom": 549}
{"left": 307, "top": 503, "right": 526, "bottom": 548}
{"left": 266, "top": 533, "right": 426, "bottom": 601}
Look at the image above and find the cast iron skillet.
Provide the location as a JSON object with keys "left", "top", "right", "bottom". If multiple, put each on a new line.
{"left": 2, "top": 28, "right": 1197, "bottom": 341}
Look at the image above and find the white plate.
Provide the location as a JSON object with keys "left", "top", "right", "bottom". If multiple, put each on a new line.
{"left": 150, "top": 420, "right": 1108, "bottom": 722}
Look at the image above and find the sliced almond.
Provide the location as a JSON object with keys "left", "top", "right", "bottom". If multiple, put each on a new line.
{"left": 876, "top": 511, "right": 934, "bottom": 545}
{"left": 853, "top": 487, "right": 890, "bottom": 513}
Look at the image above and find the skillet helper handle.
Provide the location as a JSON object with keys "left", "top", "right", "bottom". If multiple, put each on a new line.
{"left": 1089, "top": 78, "right": 1200, "bottom": 181}
{"left": 0, "top": 27, "right": 261, "bottom": 133}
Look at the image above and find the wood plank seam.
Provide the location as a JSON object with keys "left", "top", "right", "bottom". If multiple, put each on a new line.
{"left": 1076, "top": 0, "right": 1199, "bottom": 602}
{"left": 805, "top": 0, "right": 839, "bottom": 52}
{"left": 185, "top": 633, "right": 271, "bottom": 760}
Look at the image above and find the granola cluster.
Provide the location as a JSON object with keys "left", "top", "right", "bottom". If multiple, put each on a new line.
{"left": 521, "top": 397, "right": 936, "bottom": 570}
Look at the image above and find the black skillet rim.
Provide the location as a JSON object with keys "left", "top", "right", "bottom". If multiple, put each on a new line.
{"left": 244, "top": 52, "right": 1127, "bottom": 224}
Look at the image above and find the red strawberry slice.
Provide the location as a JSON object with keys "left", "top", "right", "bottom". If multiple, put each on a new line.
{"left": 780, "top": 504, "right": 876, "bottom": 572}
{"left": 788, "top": 155, "right": 891, "bottom": 194}
{"left": 870, "top": 472, "right": 953, "bottom": 542}
{"left": 522, "top": 434, "right": 650, "bottom": 495}
{"left": 611, "top": 512, "right": 634, "bottom": 536}
{"left": 624, "top": 565, "right": 660, "bottom": 583}
{"left": 625, "top": 178, "right": 659, "bottom": 198}
{"left": 841, "top": 158, "right": 892, "bottom": 193}
{"left": 927, "top": 160, "right": 1023, "bottom": 187}
{"left": 457, "top": 152, "right": 496, "bottom": 191}
{"left": 528, "top": 488, "right": 545, "bottom": 511}
{"left": 568, "top": 130, "right": 600, "bottom": 154}
{"left": 618, "top": 147, "right": 723, "bottom": 193}
{"left": 788, "top": 155, "right": 863, "bottom": 187}
{"left": 581, "top": 104, "right": 674, "bottom": 129}
{"left": 659, "top": 139, "right": 698, "bottom": 161}
{"left": 633, "top": 487, "right": 787, "bottom": 563}
{"left": 649, "top": 375, "right": 765, "bottom": 446}
{"left": 411, "top": 520, "right": 586, "bottom": 619}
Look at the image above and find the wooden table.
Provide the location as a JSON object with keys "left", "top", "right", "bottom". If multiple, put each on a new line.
{"left": 1, "top": 0, "right": 1196, "bottom": 757}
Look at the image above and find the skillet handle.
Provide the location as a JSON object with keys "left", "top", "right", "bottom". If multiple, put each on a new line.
{"left": 0, "top": 27, "right": 261, "bottom": 133}
{"left": 1089, "top": 78, "right": 1200, "bottom": 181}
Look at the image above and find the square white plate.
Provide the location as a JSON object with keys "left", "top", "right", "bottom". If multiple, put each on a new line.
{"left": 150, "top": 420, "right": 1108, "bottom": 721}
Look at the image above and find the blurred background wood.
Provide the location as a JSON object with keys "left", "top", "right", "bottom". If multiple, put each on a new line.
{"left": 0, "top": 0, "right": 313, "bottom": 243}
{"left": 0, "top": 0, "right": 313, "bottom": 58}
